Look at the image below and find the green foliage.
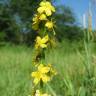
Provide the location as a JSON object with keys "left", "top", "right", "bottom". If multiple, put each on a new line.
{"left": 0, "top": 0, "right": 39, "bottom": 44}
{"left": 56, "top": 25, "right": 83, "bottom": 41}
{"left": 10, "top": 0, "right": 40, "bottom": 20}
{"left": 55, "top": 5, "right": 75, "bottom": 24}
{"left": 0, "top": 31, "right": 6, "bottom": 41}
{"left": 1, "top": 41, "right": 96, "bottom": 96}
{"left": 55, "top": 5, "right": 83, "bottom": 41}
{"left": 0, "top": 45, "right": 32, "bottom": 96}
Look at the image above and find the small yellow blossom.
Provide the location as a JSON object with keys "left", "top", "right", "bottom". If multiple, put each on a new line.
{"left": 35, "top": 90, "right": 51, "bottom": 96}
{"left": 35, "top": 35, "right": 49, "bottom": 49}
{"left": 45, "top": 21, "right": 54, "bottom": 29}
{"left": 33, "top": 14, "right": 47, "bottom": 24}
{"left": 39, "top": 14, "right": 47, "bottom": 20}
{"left": 32, "top": 14, "right": 47, "bottom": 30}
{"left": 32, "top": 14, "right": 40, "bottom": 30}
{"left": 31, "top": 64, "right": 50, "bottom": 85}
{"left": 37, "top": 1, "right": 55, "bottom": 16}
{"left": 33, "top": 14, "right": 39, "bottom": 24}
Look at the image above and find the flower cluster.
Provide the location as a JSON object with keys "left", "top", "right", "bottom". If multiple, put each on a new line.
{"left": 35, "top": 35, "right": 49, "bottom": 49}
{"left": 30, "top": 0, "right": 57, "bottom": 96}
{"left": 32, "top": 64, "right": 57, "bottom": 85}
{"left": 32, "top": 1, "right": 55, "bottom": 31}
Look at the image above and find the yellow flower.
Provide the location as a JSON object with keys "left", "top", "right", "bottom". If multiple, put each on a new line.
{"left": 45, "top": 21, "right": 54, "bottom": 29}
{"left": 37, "top": 1, "right": 55, "bottom": 16}
{"left": 34, "top": 90, "right": 51, "bottom": 96}
{"left": 32, "top": 14, "right": 47, "bottom": 30}
{"left": 32, "top": 14, "right": 40, "bottom": 30}
{"left": 39, "top": 14, "right": 47, "bottom": 20}
{"left": 33, "top": 14, "right": 47, "bottom": 23}
{"left": 35, "top": 35, "right": 49, "bottom": 49}
{"left": 31, "top": 64, "right": 50, "bottom": 85}
{"left": 32, "top": 14, "right": 39, "bottom": 24}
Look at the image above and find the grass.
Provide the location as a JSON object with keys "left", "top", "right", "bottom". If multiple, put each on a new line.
{"left": 0, "top": 41, "right": 96, "bottom": 96}
{"left": 0, "top": 45, "right": 32, "bottom": 96}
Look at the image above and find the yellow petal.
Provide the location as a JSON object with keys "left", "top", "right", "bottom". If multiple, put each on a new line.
{"left": 32, "top": 71, "right": 41, "bottom": 85}
{"left": 40, "top": 66, "right": 50, "bottom": 73}
{"left": 42, "top": 75, "right": 50, "bottom": 83}
{"left": 51, "top": 6, "right": 55, "bottom": 12}
{"left": 45, "top": 9, "right": 52, "bottom": 16}
{"left": 41, "top": 35, "right": 49, "bottom": 44}
{"left": 45, "top": 21, "right": 53, "bottom": 29}
{"left": 40, "top": 44, "right": 47, "bottom": 48}
{"left": 36, "top": 36, "right": 42, "bottom": 43}
{"left": 39, "top": 14, "right": 47, "bottom": 20}
{"left": 45, "top": 2, "right": 52, "bottom": 7}
{"left": 32, "top": 14, "right": 39, "bottom": 24}
{"left": 37, "top": 7, "right": 45, "bottom": 14}
{"left": 33, "top": 78, "right": 40, "bottom": 85}
{"left": 38, "top": 64, "right": 50, "bottom": 73}
{"left": 42, "top": 93, "right": 51, "bottom": 96}
{"left": 40, "top": 1, "right": 46, "bottom": 6}
{"left": 38, "top": 64, "right": 44, "bottom": 70}
{"left": 35, "top": 90, "right": 41, "bottom": 95}
{"left": 31, "top": 72, "right": 38, "bottom": 77}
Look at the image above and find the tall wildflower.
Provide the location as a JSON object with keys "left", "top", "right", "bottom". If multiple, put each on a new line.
{"left": 30, "top": 0, "right": 57, "bottom": 96}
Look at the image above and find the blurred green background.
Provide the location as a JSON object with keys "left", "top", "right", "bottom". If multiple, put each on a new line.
{"left": 0, "top": 0, "right": 87, "bottom": 45}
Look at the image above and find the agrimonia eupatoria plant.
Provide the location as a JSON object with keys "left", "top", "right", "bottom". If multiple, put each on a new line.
{"left": 30, "top": 0, "right": 57, "bottom": 96}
